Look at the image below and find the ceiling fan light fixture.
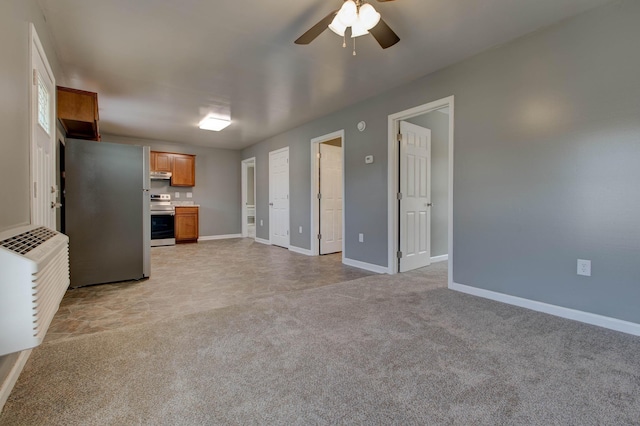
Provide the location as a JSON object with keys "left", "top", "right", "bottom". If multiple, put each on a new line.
{"left": 199, "top": 116, "right": 231, "bottom": 132}
{"left": 350, "top": 18, "right": 369, "bottom": 38}
{"left": 337, "top": 0, "right": 358, "bottom": 26}
{"left": 328, "top": 15, "right": 347, "bottom": 36}
{"left": 358, "top": 3, "right": 381, "bottom": 30}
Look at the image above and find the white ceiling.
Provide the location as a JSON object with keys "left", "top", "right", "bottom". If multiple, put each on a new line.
{"left": 38, "top": 0, "right": 611, "bottom": 150}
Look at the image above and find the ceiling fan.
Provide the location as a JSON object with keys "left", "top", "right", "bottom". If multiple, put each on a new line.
{"left": 295, "top": 0, "right": 400, "bottom": 51}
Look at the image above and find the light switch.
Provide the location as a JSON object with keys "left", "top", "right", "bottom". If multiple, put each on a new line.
{"left": 186, "top": 192, "right": 193, "bottom": 198}
{"left": 359, "top": 233, "right": 364, "bottom": 243}
{"left": 174, "top": 192, "right": 180, "bottom": 198}
{"left": 299, "top": 226, "right": 303, "bottom": 234}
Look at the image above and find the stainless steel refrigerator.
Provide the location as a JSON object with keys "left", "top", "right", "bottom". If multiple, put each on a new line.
{"left": 65, "top": 139, "right": 150, "bottom": 288}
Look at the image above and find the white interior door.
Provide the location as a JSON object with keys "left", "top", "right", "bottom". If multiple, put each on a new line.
{"left": 319, "top": 143, "right": 343, "bottom": 254}
{"left": 269, "top": 148, "right": 289, "bottom": 248}
{"left": 399, "top": 121, "right": 432, "bottom": 272}
{"left": 31, "top": 25, "right": 56, "bottom": 228}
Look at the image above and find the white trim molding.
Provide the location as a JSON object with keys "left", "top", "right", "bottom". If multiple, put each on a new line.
{"left": 254, "top": 237, "right": 271, "bottom": 246}
{"left": 199, "top": 234, "right": 243, "bottom": 241}
{"left": 343, "top": 258, "right": 387, "bottom": 274}
{"left": 0, "top": 349, "right": 32, "bottom": 411}
{"left": 289, "top": 245, "right": 313, "bottom": 256}
{"left": 450, "top": 282, "right": 640, "bottom": 337}
{"left": 430, "top": 254, "right": 449, "bottom": 263}
{"left": 310, "top": 129, "right": 345, "bottom": 259}
{"left": 240, "top": 157, "right": 256, "bottom": 238}
{"left": 387, "top": 96, "right": 455, "bottom": 285}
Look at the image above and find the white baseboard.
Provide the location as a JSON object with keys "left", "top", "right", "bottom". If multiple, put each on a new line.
{"left": 199, "top": 234, "right": 242, "bottom": 241}
{"left": 343, "top": 258, "right": 387, "bottom": 274}
{"left": 450, "top": 282, "right": 640, "bottom": 337}
{"left": 254, "top": 238, "right": 271, "bottom": 246}
{"left": 0, "top": 349, "right": 32, "bottom": 412}
{"left": 289, "top": 245, "right": 313, "bottom": 256}
{"left": 430, "top": 254, "right": 448, "bottom": 263}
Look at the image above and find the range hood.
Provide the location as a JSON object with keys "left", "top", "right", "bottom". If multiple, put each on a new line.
{"left": 150, "top": 171, "right": 172, "bottom": 180}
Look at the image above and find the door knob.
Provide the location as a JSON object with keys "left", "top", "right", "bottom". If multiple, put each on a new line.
{"left": 51, "top": 202, "right": 62, "bottom": 209}
{"left": 269, "top": 202, "right": 274, "bottom": 206}
{"left": 427, "top": 203, "right": 433, "bottom": 207}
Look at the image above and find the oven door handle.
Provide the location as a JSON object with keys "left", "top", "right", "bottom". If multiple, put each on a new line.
{"left": 151, "top": 211, "right": 175, "bottom": 216}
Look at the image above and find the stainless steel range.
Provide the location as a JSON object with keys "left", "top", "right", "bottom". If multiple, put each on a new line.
{"left": 150, "top": 194, "right": 175, "bottom": 247}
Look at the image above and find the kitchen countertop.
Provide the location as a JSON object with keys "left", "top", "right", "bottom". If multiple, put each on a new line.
{"left": 172, "top": 201, "right": 199, "bottom": 207}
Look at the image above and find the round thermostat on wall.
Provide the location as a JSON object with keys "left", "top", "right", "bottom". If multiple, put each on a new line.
{"left": 357, "top": 121, "right": 366, "bottom": 132}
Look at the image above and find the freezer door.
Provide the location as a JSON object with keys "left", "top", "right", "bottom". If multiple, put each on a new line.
{"left": 66, "top": 139, "right": 147, "bottom": 287}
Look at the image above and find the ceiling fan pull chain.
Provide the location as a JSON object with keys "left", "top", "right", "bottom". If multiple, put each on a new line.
{"left": 353, "top": 37, "right": 357, "bottom": 56}
{"left": 343, "top": 34, "right": 346, "bottom": 48}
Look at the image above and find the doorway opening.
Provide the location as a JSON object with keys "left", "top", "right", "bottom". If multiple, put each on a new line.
{"left": 387, "top": 96, "right": 454, "bottom": 285}
{"left": 310, "top": 130, "right": 345, "bottom": 258}
{"left": 241, "top": 157, "right": 256, "bottom": 239}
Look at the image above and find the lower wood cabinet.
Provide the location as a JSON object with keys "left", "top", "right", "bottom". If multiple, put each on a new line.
{"left": 175, "top": 206, "right": 199, "bottom": 243}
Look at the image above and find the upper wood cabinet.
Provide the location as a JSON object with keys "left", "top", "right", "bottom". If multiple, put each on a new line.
{"left": 57, "top": 86, "right": 100, "bottom": 141}
{"left": 150, "top": 152, "right": 172, "bottom": 173}
{"left": 171, "top": 154, "right": 196, "bottom": 187}
{"left": 150, "top": 151, "right": 196, "bottom": 186}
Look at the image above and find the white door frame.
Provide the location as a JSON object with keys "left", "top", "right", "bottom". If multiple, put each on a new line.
{"left": 30, "top": 23, "right": 56, "bottom": 228}
{"left": 387, "top": 96, "right": 454, "bottom": 286}
{"left": 310, "top": 130, "right": 345, "bottom": 258}
{"left": 241, "top": 157, "right": 256, "bottom": 238}
{"left": 269, "top": 147, "right": 290, "bottom": 248}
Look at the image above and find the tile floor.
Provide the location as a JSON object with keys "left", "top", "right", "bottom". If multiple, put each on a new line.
{"left": 46, "top": 239, "right": 375, "bottom": 342}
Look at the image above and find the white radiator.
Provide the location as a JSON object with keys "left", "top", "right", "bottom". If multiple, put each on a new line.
{"left": 0, "top": 225, "right": 69, "bottom": 356}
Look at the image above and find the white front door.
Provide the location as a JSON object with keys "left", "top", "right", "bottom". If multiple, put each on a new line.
{"left": 399, "top": 121, "right": 432, "bottom": 272}
{"left": 319, "top": 143, "right": 342, "bottom": 254}
{"left": 269, "top": 147, "right": 289, "bottom": 248}
{"left": 31, "top": 25, "right": 56, "bottom": 228}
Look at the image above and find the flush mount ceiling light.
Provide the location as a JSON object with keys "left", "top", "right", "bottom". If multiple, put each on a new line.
{"left": 199, "top": 116, "right": 231, "bottom": 132}
{"left": 295, "top": 0, "right": 399, "bottom": 55}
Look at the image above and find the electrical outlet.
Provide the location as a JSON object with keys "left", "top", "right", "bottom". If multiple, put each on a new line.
{"left": 577, "top": 259, "right": 591, "bottom": 277}
{"left": 186, "top": 192, "right": 193, "bottom": 198}
{"left": 260, "top": 220, "right": 263, "bottom": 227}
{"left": 299, "top": 226, "right": 303, "bottom": 234}
{"left": 359, "top": 233, "right": 364, "bottom": 243}
{"left": 174, "top": 192, "right": 180, "bottom": 198}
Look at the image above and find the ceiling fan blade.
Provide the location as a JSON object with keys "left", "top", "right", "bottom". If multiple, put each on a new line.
{"left": 376, "top": 0, "right": 397, "bottom": 2}
{"left": 369, "top": 18, "right": 400, "bottom": 49}
{"left": 295, "top": 10, "right": 339, "bottom": 45}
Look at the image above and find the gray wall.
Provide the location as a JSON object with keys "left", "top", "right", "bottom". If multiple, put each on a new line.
{"left": 406, "top": 111, "right": 449, "bottom": 257}
{"left": 103, "top": 135, "right": 242, "bottom": 237}
{"left": 243, "top": 0, "right": 640, "bottom": 324}
{"left": 0, "top": 0, "right": 65, "bottom": 403}
{"left": 246, "top": 166, "right": 255, "bottom": 205}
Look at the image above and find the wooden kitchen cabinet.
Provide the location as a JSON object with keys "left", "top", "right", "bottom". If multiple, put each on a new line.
{"left": 175, "top": 206, "right": 199, "bottom": 243}
{"left": 150, "top": 151, "right": 172, "bottom": 172}
{"left": 171, "top": 154, "right": 196, "bottom": 187}
{"left": 57, "top": 86, "right": 101, "bottom": 141}
{"left": 150, "top": 151, "right": 195, "bottom": 186}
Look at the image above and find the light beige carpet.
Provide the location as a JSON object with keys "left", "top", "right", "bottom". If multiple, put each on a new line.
{"left": 2, "top": 263, "right": 640, "bottom": 425}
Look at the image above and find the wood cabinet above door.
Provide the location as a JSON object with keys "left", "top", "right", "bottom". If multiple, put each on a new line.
{"left": 57, "top": 86, "right": 100, "bottom": 141}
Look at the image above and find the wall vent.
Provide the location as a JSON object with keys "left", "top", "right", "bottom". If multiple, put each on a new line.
{"left": 0, "top": 225, "right": 69, "bottom": 356}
